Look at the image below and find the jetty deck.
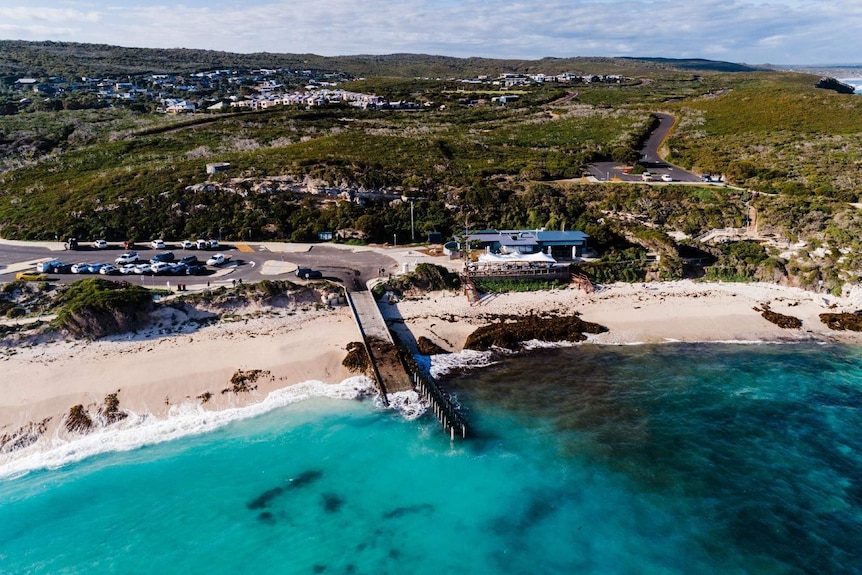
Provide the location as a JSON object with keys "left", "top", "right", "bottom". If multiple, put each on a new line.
{"left": 345, "top": 288, "right": 469, "bottom": 439}
{"left": 346, "top": 291, "right": 413, "bottom": 397}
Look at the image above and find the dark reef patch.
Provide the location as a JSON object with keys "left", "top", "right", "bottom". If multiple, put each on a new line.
{"left": 383, "top": 503, "right": 435, "bottom": 519}
{"left": 322, "top": 493, "right": 344, "bottom": 513}
{"left": 246, "top": 469, "right": 324, "bottom": 510}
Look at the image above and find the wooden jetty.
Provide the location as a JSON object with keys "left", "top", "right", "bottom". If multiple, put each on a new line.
{"left": 345, "top": 288, "right": 468, "bottom": 439}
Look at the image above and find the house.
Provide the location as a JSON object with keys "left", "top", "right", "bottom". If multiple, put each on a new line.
{"left": 465, "top": 229, "right": 590, "bottom": 261}
{"left": 162, "top": 98, "right": 196, "bottom": 113}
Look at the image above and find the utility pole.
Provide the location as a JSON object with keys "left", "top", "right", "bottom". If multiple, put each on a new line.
{"left": 410, "top": 201, "right": 415, "bottom": 243}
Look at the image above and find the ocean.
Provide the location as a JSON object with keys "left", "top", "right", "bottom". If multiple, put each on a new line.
{"left": 839, "top": 78, "right": 862, "bottom": 94}
{"left": 1, "top": 343, "right": 861, "bottom": 574}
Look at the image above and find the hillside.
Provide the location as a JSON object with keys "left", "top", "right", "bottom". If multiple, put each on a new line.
{"left": 2, "top": 41, "right": 862, "bottom": 293}
{"left": 0, "top": 40, "right": 764, "bottom": 79}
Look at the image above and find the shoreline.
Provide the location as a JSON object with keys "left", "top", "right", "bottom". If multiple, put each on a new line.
{"left": 4, "top": 278, "right": 862, "bottom": 475}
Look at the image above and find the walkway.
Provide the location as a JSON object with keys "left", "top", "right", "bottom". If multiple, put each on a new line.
{"left": 346, "top": 290, "right": 413, "bottom": 398}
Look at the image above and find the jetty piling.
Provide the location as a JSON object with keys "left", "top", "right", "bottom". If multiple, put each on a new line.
{"left": 410, "top": 370, "right": 467, "bottom": 440}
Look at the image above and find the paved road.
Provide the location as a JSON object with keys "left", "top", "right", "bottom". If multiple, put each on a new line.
{"left": 0, "top": 241, "right": 400, "bottom": 292}
{"left": 586, "top": 113, "right": 702, "bottom": 184}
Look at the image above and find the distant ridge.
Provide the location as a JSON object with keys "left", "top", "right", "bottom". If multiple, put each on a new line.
{"left": 617, "top": 57, "right": 767, "bottom": 73}
{"left": 0, "top": 39, "right": 767, "bottom": 79}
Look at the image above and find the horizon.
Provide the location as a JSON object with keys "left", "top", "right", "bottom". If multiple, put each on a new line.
{"left": 1, "top": 0, "right": 861, "bottom": 67}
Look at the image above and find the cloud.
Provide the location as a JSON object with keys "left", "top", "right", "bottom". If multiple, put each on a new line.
{"left": 1, "top": 0, "right": 860, "bottom": 64}
{"left": 0, "top": 6, "right": 100, "bottom": 23}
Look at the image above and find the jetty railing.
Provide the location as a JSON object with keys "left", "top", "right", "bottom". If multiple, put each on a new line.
{"left": 408, "top": 367, "right": 468, "bottom": 441}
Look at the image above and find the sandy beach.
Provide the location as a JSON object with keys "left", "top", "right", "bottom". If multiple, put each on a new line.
{"left": 3, "top": 276, "right": 862, "bottom": 465}
{"left": 380, "top": 279, "right": 862, "bottom": 352}
{"left": 0, "top": 301, "right": 359, "bottom": 461}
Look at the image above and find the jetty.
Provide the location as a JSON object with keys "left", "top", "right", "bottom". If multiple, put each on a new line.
{"left": 345, "top": 288, "right": 468, "bottom": 439}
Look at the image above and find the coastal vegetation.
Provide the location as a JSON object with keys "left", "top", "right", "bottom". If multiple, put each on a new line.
{"left": 2, "top": 43, "right": 862, "bottom": 292}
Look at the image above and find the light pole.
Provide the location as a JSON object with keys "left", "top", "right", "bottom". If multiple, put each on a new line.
{"left": 410, "top": 201, "right": 415, "bottom": 243}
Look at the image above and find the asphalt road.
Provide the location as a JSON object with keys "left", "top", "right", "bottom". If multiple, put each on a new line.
{"left": 586, "top": 113, "right": 702, "bottom": 184}
{"left": 0, "top": 242, "right": 399, "bottom": 292}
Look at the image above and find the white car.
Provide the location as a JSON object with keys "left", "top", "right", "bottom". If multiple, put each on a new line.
{"left": 133, "top": 263, "right": 152, "bottom": 275}
{"left": 71, "top": 262, "right": 91, "bottom": 274}
{"left": 115, "top": 251, "right": 140, "bottom": 264}
{"left": 195, "top": 239, "right": 208, "bottom": 250}
{"left": 151, "top": 239, "right": 166, "bottom": 249}
{"left": 99, "top": 264, "right": 119, "bottom": 275}
{"left": 206, "top": 253, "right": 229, "bottom": 266}
{"left": 93, "top": 239, "right": 108, "bottom": 249}
{"left": 119, "top": 264, "right": 137, "bottom": 275}
{"left": 180, "top": 240, "right": 194, "bottom": 249}
{"left": 661, "top": 174, "right": 673, "bottom": 182}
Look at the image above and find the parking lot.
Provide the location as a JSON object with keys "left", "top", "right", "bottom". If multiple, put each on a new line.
{"left": 0, "top": 240, "right": 401, "bottom": 292}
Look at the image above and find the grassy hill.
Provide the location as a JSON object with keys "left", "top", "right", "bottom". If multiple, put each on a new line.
{"left": 2, "top": 41, "right": 862, "bottom": 292}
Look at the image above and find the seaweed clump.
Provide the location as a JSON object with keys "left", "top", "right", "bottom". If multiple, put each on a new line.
{"left": 464, "top": 314, "right": 607, "bottom": 351}
{"left": 66, "top": 404, "right": 93, "bottom": 433}
{"left": 819, "top": 312, "right": 862, "bottom": 331}
{"left": 416, "top": 336, "right": 448, "bottom": 355}
{"left": 99, "top": 392, "right": 128, "bottom": 424}
{"left": 0, "top": 418, "right": 51, "bottom": 453}
{"left": 342, "top": 341, "right": 370, "bottom": 373}
{"left": 754, "top": 304, "right": 802, "bottom": 329}
{"left": 223, "top": 369, "right": 270, "bottom": 394}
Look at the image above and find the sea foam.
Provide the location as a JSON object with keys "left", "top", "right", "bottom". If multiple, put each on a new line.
{"left": 0, "top": 376, "right": 376, "bottom": 479}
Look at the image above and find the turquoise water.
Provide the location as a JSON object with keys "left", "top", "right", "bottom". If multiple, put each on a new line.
{"left": 2, "top": 343, "right": 861, "bottom": 574}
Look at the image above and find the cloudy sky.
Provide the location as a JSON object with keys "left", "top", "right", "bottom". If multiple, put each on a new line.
{"left": 1, "top": 0, "right": 860, "bottom": 65}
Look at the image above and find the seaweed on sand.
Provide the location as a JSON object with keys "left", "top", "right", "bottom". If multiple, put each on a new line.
{"left": 464, "top": 314, "right": 607, "bottom": 351}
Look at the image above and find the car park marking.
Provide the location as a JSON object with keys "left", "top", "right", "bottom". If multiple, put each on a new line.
{"left": 236, "top": 244, "right": 256, "bottom": 253}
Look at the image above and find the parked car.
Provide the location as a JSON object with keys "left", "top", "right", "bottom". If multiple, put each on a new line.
{"left": 186, "top": 263, "right": 207, "bottom": 275}
{"left": 207, "top": 239, "right": 220, "bottom": 250}
{"left": 206, "top": 253, "right": 229, "bottom": 266}
{"left": 151, "top": 251, "right": 175, "bottom": 263}
{"left": 150, "top": 261, "right": 172, "bottom": 275}
{"left": 115, "top": 251, "right": 140, "bottom": 264}
{"left": 99, "top": 264, "right": 120, "bottom": 275}
{"left": 16, "top": 271, "right": 48, "bottom": 281}
{"left": 133, "top": 263, "right": 152, "bottom": 275}
{"left": 93, "top": 239, "right": 108, "bottom": 249}
{"left": 180, "top": 240, "right": 194, "bottom": 249}
{"left": 195, "top": 239, "right": 208, "bottom": 250}
{"left": 296, "top": 267, "right": 323, "bottom": 280}
{"left": 151, "top": 239, "right": 166, "bottom": 249}
{"left": 119, "top": 264, "right": 137, "bottom": 275}
{"left": 179, "top": 255, "right": 199, "bottom": 265}
{"left": 169, "top": 262, "right": 188, "bottom": 275}
{"left": 55, "top": 263, "right": 74, "bottom": 274}
{"left": 71, "top": 262, "right": 92, "bottom": 274}
{"left": 661, "top": 174, "right": 673, "bottom": 182}
{"left": 36, "top": 259, "right": 62, "bottom": 273}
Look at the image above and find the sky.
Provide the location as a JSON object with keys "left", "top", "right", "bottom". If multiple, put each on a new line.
{"left": 1, "top": 0, "right": 860, "bottom": 65}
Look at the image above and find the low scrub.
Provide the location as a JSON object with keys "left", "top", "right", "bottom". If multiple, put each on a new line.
{"left": 53, "top": 278, "right": 153, "bottom": 338}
